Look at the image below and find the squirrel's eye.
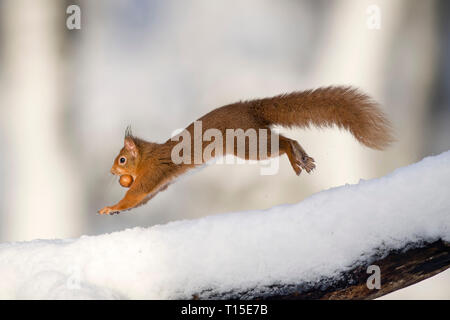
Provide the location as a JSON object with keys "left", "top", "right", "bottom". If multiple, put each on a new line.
{"left": 119, "top": 157, "right": 126, "bottom": 164}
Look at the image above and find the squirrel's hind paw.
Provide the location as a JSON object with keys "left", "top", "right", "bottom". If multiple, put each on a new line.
{"left": 296, "top": 156, "right": 316, "bottom": 174}
{"left": 288, "top": 141, "right": 316, "bottom": 175}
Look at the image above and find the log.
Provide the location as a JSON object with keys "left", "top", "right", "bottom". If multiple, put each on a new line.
{"left": 194, "top": 240, "right": 449, "bottom": 300}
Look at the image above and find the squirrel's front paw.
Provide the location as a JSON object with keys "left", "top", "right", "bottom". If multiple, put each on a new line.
{"left": 98, "top": 206, "right": 120, "bottom": 215}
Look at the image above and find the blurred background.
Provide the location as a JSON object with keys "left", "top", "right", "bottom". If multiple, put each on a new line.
{"left": 0, "top": 0, "right": 448, "bottom": 298}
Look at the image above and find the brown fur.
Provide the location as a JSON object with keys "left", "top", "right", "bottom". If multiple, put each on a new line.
{"left": 251, "top": 86, "right": 393, "bottom": 150}
{"left": 99, "top": 86, "right": 393, "bottom": 214}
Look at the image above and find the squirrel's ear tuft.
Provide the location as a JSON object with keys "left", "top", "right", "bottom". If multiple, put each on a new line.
{"left": 125, "top": 125, "right": 133, "bottom": 138}
{"left": 124, "top": 136, "right": 138, "bottom": 157}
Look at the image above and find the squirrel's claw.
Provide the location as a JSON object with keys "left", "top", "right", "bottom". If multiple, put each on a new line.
{"left": 98, "top": 206, "right": 120, "bottom": 215}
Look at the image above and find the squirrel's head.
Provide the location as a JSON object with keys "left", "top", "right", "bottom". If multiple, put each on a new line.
{"left": 110, "top": 127, "right": 140, "bottom": 178}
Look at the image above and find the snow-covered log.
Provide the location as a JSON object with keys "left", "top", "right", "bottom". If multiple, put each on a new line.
{"left": 0, "top": 151, "right": 449, "bottom": 299}
{"left": 262, "top": 239, "right": 449, "bottom": 300}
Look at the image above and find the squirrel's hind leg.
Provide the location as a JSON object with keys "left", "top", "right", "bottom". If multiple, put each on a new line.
{"left": 279, "top": 136, "right": 315, "bottom": 175}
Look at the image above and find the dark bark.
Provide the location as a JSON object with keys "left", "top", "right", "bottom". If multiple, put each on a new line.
{"left": 194, "top": 240, "right": 449, "bottom": 300}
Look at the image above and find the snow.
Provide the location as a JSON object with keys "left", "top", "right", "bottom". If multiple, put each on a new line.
{"left": 0, "top": 151, "right": 449, "bottom": 299}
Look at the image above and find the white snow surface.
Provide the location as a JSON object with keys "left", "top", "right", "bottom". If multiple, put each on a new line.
{"left": 0, "top": 151, "right": 449, "bottom": 299}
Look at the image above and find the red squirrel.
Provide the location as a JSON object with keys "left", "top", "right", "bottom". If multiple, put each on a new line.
{"left": 99, "top": 86, "right": 393, "bottom": 215}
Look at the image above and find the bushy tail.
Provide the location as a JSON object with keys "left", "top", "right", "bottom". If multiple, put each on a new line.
{"left": 253, "top": 86, "right": 394, "bottom": 150}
